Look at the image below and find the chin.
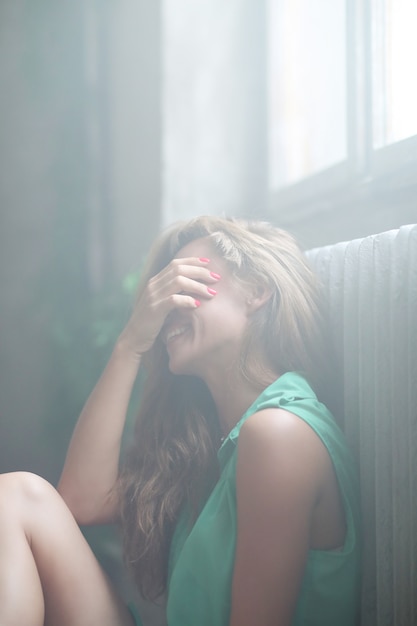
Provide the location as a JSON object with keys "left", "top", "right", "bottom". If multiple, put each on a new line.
{"left": 168, "top": 356, "right": 201, "bottom": 378}
{"left": 168, "top": 358, "right": 190, "bottom": 376}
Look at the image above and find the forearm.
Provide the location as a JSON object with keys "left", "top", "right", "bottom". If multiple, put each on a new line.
{"left": 58, "top": 338, "right": 141, "bottom": 524}
{"left": 57, "top": 255, "right": 214, "bottom": 525}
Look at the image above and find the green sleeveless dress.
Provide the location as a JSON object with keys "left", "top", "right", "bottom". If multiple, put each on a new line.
{"left": 130, "top": 372, "right": 361, "bottom": 626}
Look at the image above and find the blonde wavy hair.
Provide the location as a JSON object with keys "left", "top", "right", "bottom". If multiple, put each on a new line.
{"left": 118, "top": 216, "right": 333, "bottom": 600}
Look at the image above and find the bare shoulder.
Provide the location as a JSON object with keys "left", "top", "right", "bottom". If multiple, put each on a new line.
{"left": 237, "top": 408, "right": 331, "bottom": 496}
{"left": 239, "top": 407, "right": 327, "bottom": 456}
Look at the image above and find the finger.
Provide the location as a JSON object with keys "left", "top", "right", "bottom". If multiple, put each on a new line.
{"left": 141, "top": 257, "right": 219, "bottom": 325}
{"left": 144, "top": 277, "right": 212, "bottom": 319}
{"left": 160, "top": 257, "right": 220, "bottom": 282}
{"left": 144, "top": 286, "right": 202, "bottom": 320}
{"left": 166, "top": 275, "right": 219, "bottom": 300}
{"left": 151, "top": 261, "right": 221, "bottom": 298}
{"left": 172, "top": 264, "right": 221, "bottom": 284}
{"left": 155, "top": 256, "right": 208, "bottom": 279}
{"left": 164, "top": 293, "right": 201, "bottom": 311}
{"left": 171, "top": 256, "right": 212, "bottom": 267}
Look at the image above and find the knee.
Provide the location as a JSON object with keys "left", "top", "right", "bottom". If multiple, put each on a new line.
{"left": 0, "top": 471, "right": 56, "bottom": 509}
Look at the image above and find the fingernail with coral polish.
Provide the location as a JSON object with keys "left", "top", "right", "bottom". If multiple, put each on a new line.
{"left": 194, "top": 299, "right": 201, "bottom": 307}
{"left": 210, "top": 272, "right": 221, "bottom": 280}
{"left": 207, "top": 287, "right": 217, "bottom": 295}
{"left": 199, "top": 257, "right": 210, "bottom": 263}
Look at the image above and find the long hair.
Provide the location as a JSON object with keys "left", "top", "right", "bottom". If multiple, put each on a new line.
{"left": 118, "top": 216, "right": 333, "bottom": 600}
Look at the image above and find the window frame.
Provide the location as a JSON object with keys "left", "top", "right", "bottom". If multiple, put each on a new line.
{"left": 266, "top": 0, "right": 417, "bottom": 226}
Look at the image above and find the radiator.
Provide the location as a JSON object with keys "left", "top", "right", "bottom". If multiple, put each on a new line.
{"left": 307, "top": 224, "right": 417, "bottom": 626}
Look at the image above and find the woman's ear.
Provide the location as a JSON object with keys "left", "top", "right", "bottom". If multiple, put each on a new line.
{"left": 246, "top": 286, "right": 273, "bottom": 314}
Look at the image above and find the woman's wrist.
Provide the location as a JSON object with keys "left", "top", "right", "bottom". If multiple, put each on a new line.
{"left": 113, "top": 334, "right": 144, "bottom": 367}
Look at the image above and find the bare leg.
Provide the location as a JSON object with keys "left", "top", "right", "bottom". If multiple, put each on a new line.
{"left": 0, "top": 472, "right": 135, "bottom": 626}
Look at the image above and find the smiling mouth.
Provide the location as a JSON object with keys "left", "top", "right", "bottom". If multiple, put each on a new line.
{"left": 165, "top": 325, "right": 190, "bottom": 345}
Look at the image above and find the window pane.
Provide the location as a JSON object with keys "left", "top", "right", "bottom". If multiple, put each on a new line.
{"left": 373, "top": 0, "right": 417, "bottom": 147}
{"left": 268, "top": 0, "right": 347, "bottom": 190}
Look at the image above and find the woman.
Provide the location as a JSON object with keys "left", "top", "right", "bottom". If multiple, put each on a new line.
{"left": 0, "top": 216, "right": 361, "bottom": 626}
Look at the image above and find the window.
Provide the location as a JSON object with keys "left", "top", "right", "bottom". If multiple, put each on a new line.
{"left": 267, "top": 0, "right": 417, "bottom": 221}
{"left": 373, "top": 0, "right": 417, "bottom": 148}
{"left": 268, "top": 0, "right": 347, "bottom": 188}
